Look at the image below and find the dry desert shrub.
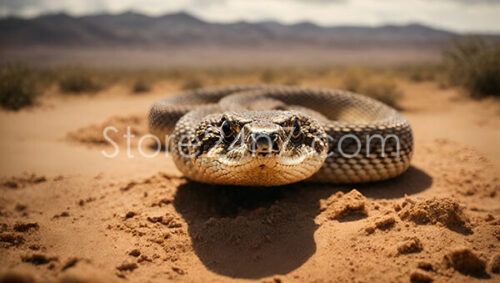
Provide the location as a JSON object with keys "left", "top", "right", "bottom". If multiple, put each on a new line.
{"left": 58, "top": 67, "right": 104, "bottom": 94}
{"left": 132, "top": 79, "right": 152, "bottom": 94}
{"left": 181, "top": 76, "right": 205, "bottom": 90}
{"left": 342, "top": 68, "right": 403, "bottom": 108}
{"left": 443, "top": 37, "right": 500, "bottom": 98}
{"left": 0, "top": 64, "right": 39, "bottom": 110}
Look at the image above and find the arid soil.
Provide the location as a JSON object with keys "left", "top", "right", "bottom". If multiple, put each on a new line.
{"left": 0, "top": 81, "right": 499, "bottom": 282}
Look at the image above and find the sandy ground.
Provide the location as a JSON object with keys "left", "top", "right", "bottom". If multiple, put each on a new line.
{"left": 0, "top": 81, "right": 499, "bottom": 282}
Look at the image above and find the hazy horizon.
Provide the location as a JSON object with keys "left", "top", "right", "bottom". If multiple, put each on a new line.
{"left": 1, "top": 0, "right": 500, "bottom": 33}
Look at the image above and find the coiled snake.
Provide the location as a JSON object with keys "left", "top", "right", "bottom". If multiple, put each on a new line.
{"left": 149, "top": 85, "right": 413, "bottom": 186}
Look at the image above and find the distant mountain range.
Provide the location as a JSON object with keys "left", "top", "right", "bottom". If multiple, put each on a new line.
{"left": 0, "top": 11, "right": 471, "bottom": 48}
{"left": 0, "top": 12, "right": 497, "bottom": 66}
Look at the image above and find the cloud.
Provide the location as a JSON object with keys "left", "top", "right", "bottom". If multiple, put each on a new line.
{"left": 0, "top": 0, "right": 499, "bottom": 32}
{"left": 447, "top": 0, "right": 500, "bottom": 3}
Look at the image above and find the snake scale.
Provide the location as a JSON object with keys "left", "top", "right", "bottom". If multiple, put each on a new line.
{"left": 149, "top": 85, "right": 413, "bottom": 186}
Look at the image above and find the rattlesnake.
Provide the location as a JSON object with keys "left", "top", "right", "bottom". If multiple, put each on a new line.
{"left": 149, "top": 85, "right": 413, "bottom": 186}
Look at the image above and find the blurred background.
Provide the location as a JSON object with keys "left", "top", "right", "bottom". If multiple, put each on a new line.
{"left": 0, "top": 0, "right": 499, "bottom": 110}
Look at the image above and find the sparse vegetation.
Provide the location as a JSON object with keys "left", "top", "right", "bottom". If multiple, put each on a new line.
{"left": 342, "top": 69, "right": 403, "bottom": 108}
{"left": 132, "top": 79, "right": 152, "bottom": 93}
{"left": 443, "top": 37, "right": 500, "bottom": 97}
{"left": 342, "top": 71, "right": 363, "bottom": 93}
{"left": 394, "top": 65, "right": 441, "bottom": 83}
{"left": 361, "top": 79, "right": 403, "bottom": 108}
{"left": 58, "top": 68, "right": 103, "bottom": 94}
{"left": 260, "top": 69, "right": 277, "bottom": 83}
{"left": 0, "top": 64, "right": 39, "bottom": 110}
{"left": 0, "top": 65, "right": 409, "bottom": 107}
{"left": 181, "top": 76, "right": 204, "bottom": 90}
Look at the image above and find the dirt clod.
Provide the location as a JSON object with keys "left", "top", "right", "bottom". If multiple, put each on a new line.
{"left": 13, "top": 222, "right": 39, "bottom": 232}
{"left": 321, "top": 189, "right": 367, "bottom": 220}
{"left": 0, "top": 233, "right": 24, "bottom": 245}
{"left": 129, "top": 249, "right": 141, "bottom": 257}
{"left": 397, "top": 237, "right": 423, "bottom": 254}
{"left": 62, "top": 257, "right": 79, "bottom": 271}
{"left": 490, "top": 254, "right": 500, "bottom": 274}
{"left": 444, "top": 248, "right": 486, "bottom": 276}
{"left": 398, "top": 197, "right": 472, "bottom": 234}
{"left": 116, "top": 261, "right": 138, "bottom": 272}
{"left": 21, "top": 254, "right": 58, "bottom": 265}
{"left": 410, "top": 270, "right": 433, "bottom": 282}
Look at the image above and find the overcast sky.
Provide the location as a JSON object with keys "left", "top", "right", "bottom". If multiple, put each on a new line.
{"left": 1, "top": 0, "right": 500, "bottom": 33}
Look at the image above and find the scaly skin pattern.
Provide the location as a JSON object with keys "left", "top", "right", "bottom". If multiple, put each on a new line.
{"left": 149, "top": 85, "right": 413, "bottom": 186}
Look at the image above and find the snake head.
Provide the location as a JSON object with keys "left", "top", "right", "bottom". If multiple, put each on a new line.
{"left": 189, "top": 110, "right": 328, "bottom": 186}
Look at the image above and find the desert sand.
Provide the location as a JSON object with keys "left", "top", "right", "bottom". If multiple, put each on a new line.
{"left": 0, "top": 80, "right": 499, "bottom": 282}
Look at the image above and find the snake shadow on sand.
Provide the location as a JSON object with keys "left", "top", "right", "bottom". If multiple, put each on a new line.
{"left": 172, "top": 165, "right": 432, "bottom": 279}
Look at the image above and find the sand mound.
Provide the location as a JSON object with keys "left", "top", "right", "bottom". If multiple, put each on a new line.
{"left": 67, "top": 115, "right": 148, "bottom": 147}
{"left": 398, "top": 197, "right": 472, "bottom": 234}
{"left": 319, "top": 189, "right": 367, "bottom": 221}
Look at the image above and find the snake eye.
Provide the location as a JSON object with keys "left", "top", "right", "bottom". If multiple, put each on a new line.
{"left": 221, "top": 119, "right": 235, "bottom": 140}
{"left": 291, "top": 120, "right": 301, "bottom": 139}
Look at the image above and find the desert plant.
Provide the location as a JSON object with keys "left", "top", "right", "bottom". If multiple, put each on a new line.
{"left": 0, "top": 64, "right": 39, "bottom": 110}
{"left": 132, "top": 79, "right": 152, "bottom": 93}
{"left": 341, "top": 69, "right": 402, "bottom": 108}
{"left": 260, "top": 69, "right": 277, "bottom": 83}
{"left": 342, "top": 72, "right": 363, "bottom": 92}
{"left": 58, "top": 68, "right": 103, "bottom": 94}
{"left": 443, "top": 37, "right": 500, "bottom": 97}
{"left": 181, "top": 76, "right": 204, "bottom": 90}
{"left": 401, "top": 66, "right": 438, "bottom": 82}
{"left": 361, "top": 79, "right": 403, "bottom": 108}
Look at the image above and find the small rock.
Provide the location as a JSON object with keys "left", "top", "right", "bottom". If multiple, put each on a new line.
{"left": 62, "top": 257, "right": 79, "bottom": 271}
{"left": 417, "top": 261, "right": 433, "bottom": 271}
{"left": 116, "top": 261, "right": 138, "bottom": 272}
{"left": 490, "top": 254, "right": 500, "bottom": 274}
{"left": 322, "top": 189, "right": 367, "bottom": 220}
{"left": 0, "top": 233, "right": 24, "bottom": 245}
{"left": 397, "top": 237, "right": 423, "bottom": 254}
{"left": 364, "top": 226, "right": 375, "bottom": 235}
{"left": 129, "top": 249, "right": 141, "bottom": 257}
{"left": 125, "top": 211, "right": 136, "bottom": 219}
{"left": 3, "top": 181, "right": 18, "bottom": 189}
{"left": 375, "top": 216, "right": 396, "bottom": 230}
{"left": 15, "top": 204, "right": 27, "bottom": 211}
{"left": 444, "top": 248, "right": 486, "bottom": 276}
{"left": 21, "top": 254, "right": 58, "bottom": 265}
{"left": 138, "top": 255, "right": 152, "bottom": 263}
{"left": 120, "top": 182, "right": 137, "bottom": 192}
{"left": 410, "top": 270, "right": 433, "bottom": 282}
{"left": 13, "top": 222, "right": 39, "bottom": 233}
{"left": 171, "top": 266, "right": 185, "bottom": 275}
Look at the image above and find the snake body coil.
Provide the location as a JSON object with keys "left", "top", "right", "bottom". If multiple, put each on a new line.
{"left": 149, "top": 85, "right": 413, "bottom": 186}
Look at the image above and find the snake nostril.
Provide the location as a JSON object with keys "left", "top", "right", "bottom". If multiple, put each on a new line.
{"left": 272, "top": 140, "right": 280, "bottom": 151}
{"left": 248, "top": 133, "right": 280, "bottom": 153}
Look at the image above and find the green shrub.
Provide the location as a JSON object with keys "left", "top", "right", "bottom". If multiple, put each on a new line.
{"left": 0, "top": 64, "right": 38, "bottom": 110}
{"left": 443, "top": 37, "right": 500, "bottom": 97}
{"left": 132, "top": 79, "right": 152, "bottom": 93}
{"left": 59, "top": 68, "right": 103, "bottom": 94}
